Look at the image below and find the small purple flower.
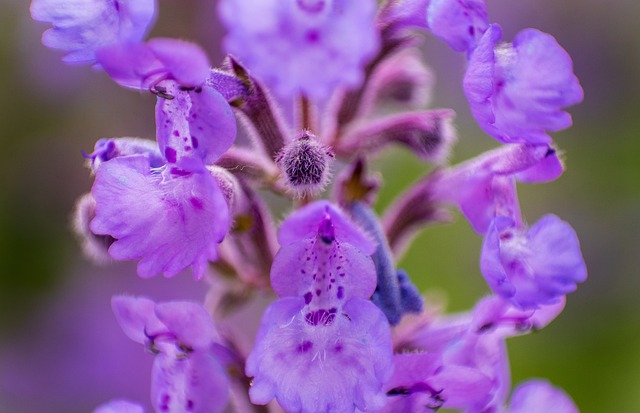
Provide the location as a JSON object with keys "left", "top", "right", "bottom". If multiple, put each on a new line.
{"left": 30, "top": 0, "right": 156, "bottom": 65}
{"left": 111, "top": 296, "right": 230, "bottom": 413}
{"left": 84, "top": 137, "right": 164, "bottom": 172}
{"left": 427, "top": 0, "right": 489, "bottom": 53}
{"left": 432, "top": 143, "right": 562, "bottom": 233}
{"left": 218, "top": 0, "right": 380, "bottom": 102}
{"left": 247, "top": 201, "right": 393, "bottom": 412}
{"left": 90, "top": 83, "right": 237, "bottom": 279}
{"left": 464, "top": 24, "right": 584, "bottom": 144}
{"left": 506, "top": 380, "right": 578, "bottom": 413}
{"left": 481, "top": 215, "right": 587, "bottom": 309}
{"left": 247, "top": 297, "right": 393, "bottom": 413}
{"left": 96, "top": 38, "right": 211, "bottom": 90}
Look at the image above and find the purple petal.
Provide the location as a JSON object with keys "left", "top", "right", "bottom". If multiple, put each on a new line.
{"left": 85, "top": 137, "right": 164, "bottom": 172}
{"left": 481, "top": 215, "right": 587, "bottom": 309}
{"left": 111, "top": 295, "right": 164, "bottom": 344}
{"left": 431, "top": 365, "right": 493, "bottom": 409}
{"left": 154, "top": 302, "right": 217, "bottom": 350}
{"left": 508, "top": 380, "right": 578, "bottom": 413}
{"left": 270, "top": 237, "right": 377, "bottom": 300}
{"left": 97, "top": 39, "right": 210, "bottom": 89}
{"left": 277, "top": 200, "right": 375, "bottom": 254}
{"left": 31, "top": 0, "right": 156, "bottom": 65}
{"left": 151, "top": 351, "right": 229, "bottom": 413}
{"left": 90, "top": 156, "right": 229, "bottom": 279}
{"left": 93, "top": 399, "right": 146, "bottom": 413}
{"left": 156, "top": 82, "right": 237, "bottom": 166}
{"left": 427, "top": 0, "right": 488, "bottom": 53}
{"left": 219, "top": 0, "right": 379, "bottom": 102}
{"left": 246, "top": 297, "right": 393, "bottom": 413}
{"left": 464, "top": 25, "right": 584, "bottom": 144}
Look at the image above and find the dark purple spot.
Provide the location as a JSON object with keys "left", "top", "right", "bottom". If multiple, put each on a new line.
{"left": 170, "top": 167, "right": 191, "bottom": 176}
{"left": 160, "top": 394, "right": 170, "bottom": 411}
{"left": 187, "top": 400, "right": 194, "bottom": 410}
{"left": 306, "top": 30, "right": 320, "bottom": 43}
{"left": 192, "top": 113, "right": 198, "bottom": 119}
{"left": 316, "top": 289, "right": 322, "bottom": 296}
{"left": 318, "top": 217, "right": 335, "bottom": 244}
{"left": 339, "top": 273, "right": 345, "bottom": 277}
{"left": 185, "top": 146, "right": 192, "bottom": 151}
{"left": 334, "top": 343, "right": 343, "bottom": 352}
{"left": 301, "top": 269, "right": 306, "bottom": 274}
{"left": 468, "top": 25, "right": 475, "bottom": 36}
{"left": 190, "top": 197, "right": 204, "bottom": 209}
{"left": 330, "top": 278, "right": 335, "bottom": 283}
{"left": 304, "top": 292, "right": 313, "bottom": 304}
{"left": 298, "top": 340, "right": 313, "bottom": 352}
{"left": 173, "top": 130, "right": 180, "bottom": 137}
{"left": 164, "top": 147, "right": 177, "bottom": 163}
{"left": 191, "top": 136, "right": 199, "bottom": 149}
{"left": 337, "top": 286, "right": 344, "bottom": 299}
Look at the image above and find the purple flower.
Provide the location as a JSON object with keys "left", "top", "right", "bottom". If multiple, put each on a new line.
{"left": 481, "top": 215, "right": 587, "bottom": 309}
{"left": 30, "top": 0, "right": 156, "bottom": 65}
{"left": 84, "top": 137, "right": 164, "bottom": 172}
{"left": 379, "top": 352, "right": 493, "bottom": 412}
{"left": 93, "top": 400, "right": 145, "bottom": 413}
{"left": 90, "top": 83, "right": 237, "bottom": 279}
{"left": 111, "top": 296, "right": 229, "bottom": 413}
{"left": 506, "top": 380, "right": 578, "bottom": 413}
{"left": 247, "top": 297, "right": 393, "bottom": 413}
{"left": 464, "top": 24, "right": 584, "bottom": 144}
{"left": 96, "top": 38, "right": 211, "bottom": 90}
{"left": 432, "top": 143, "right": 562, "bottom": 233}
{"left": 247, "top": 201, "right": 393, "bottom": 412}
{"left": 427, "top": 0, "right": 489, "bottom": 53}
{"left": 218, "top": 0, "right": 380, "bottom": 102}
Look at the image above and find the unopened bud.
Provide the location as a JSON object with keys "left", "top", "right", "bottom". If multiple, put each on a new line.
{"left": 276, "top": 132, "right": 333, "bottom": 198}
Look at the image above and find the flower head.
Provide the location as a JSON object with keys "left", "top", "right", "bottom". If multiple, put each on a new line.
{"left": 481, "top": 215, "right": 587, "bottom": 309}
{"left": 464, "top": 24, "right": 584, "bottom": 144}
{"left": 90, "top": 83, "right": 237, "bottom": 279}
{"left": 111, "top": 296, "right": 229, "bottom": 413}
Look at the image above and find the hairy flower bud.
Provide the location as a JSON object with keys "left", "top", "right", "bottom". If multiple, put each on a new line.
{"left": 276, "top": 131, "right": 333, "bottom": 198}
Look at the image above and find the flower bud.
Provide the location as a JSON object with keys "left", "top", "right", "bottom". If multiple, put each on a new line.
{"left": 276, "top": 131, "right": 333, "bottom": 198}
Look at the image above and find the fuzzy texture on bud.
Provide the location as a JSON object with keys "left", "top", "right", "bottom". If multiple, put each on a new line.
{"left": 276, "top": 132, "right": 333, "bottom": 198}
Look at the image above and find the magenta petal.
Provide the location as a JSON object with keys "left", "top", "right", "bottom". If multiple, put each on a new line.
{"left": 154, "top": 301, "right": 217, "bottom": 350}
{"left": 151, "top": 352, "right": 229, "bottom": 413}
{"left": 508, "top": 380, "right": 578, "bottom": 413}
{"left": 277, "top": 200, "right": 375, "bottom": 254}
{"left": 270, "top": 237, "right": 377, "bottom": 300}
{"left": 93, "top": 399, "right": 146, "bottom": 413}
{"left": 247, "top": 297, "right": 392, "bottom": 413}
{"left": 90, "top": 156, "right": 229, "bottom": 279}
{"left": 156, "top": 83, "right": 237, "bottom": 166}
{"left": 514, "top": 148, "right": 564, "bottom": 183}
{"left": 111, "top": 295, "right": 163, "bottom": 344}
{"left": 146, "top": 38, "right": 211, "bottom": 88}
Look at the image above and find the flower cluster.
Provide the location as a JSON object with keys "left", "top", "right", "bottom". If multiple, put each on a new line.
{"left": 31, "top": 0, "right": 586, "bottom": 412}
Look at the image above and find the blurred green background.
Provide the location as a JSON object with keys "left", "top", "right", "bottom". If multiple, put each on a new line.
{"left": 0, "top": 0, "right": 638, "bottom": 412}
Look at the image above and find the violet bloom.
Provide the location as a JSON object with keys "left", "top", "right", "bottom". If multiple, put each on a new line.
{"left": 111, "top": 296, "right": 229, "bottom": 413}
{"left": 464, "top": 24, "right": 584, "bottom": 144}
{"left": 218, "top": 0, "right": 380, "bottom": 102}
{"left": 432, "top": 143, "right": 563, "bottom": 233}
{"left": 481, "top": 215, "right": 587, "bottom": 309}
{"left": 90, "top": 82, "right": 237, "bottom": 279}
{"left": 30, "top": 0, "right": 156, "bottom": 65}
{"left": 246, "top": 201, "right": 394, "bottom": 413}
